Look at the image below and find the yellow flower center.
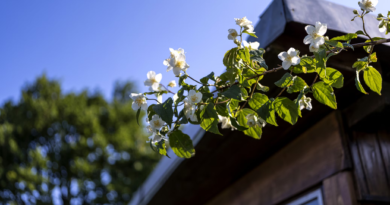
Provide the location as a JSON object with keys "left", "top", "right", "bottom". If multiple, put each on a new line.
{"left": 153, "top": 120, "right": 161, "bottom": 127}
{"left": 287, "top": 55, "right": 293, "bottom": 61}
{"left": 231, "top": 32, "right": 238, "bottom": 37}
{"left": 135, "top": 98, "right": 144, "bottom": 105}
{"left": 311, "top": 33, "right": 321, "bottom": 39}
{"left": 175, "top": 60, "right": 185, "bottom": 68}
{"left": 191, "top": 95, "right": 198, "bottom": 103}
{"left": 363, "top": 1, "right": 373, "bottom": 8}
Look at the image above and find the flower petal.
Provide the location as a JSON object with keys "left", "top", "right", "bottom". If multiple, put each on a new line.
{"left": 141, "top": 103, "right": 148, "bottom": 111}
{"left": 188, "top": 90, "right": 196, "bottom": 97}
{"left": 291, "top": 56, "right": 300, "bottom": 65}
{"left": 303, "top": 35, "right": 313, "bottom": 45}
{"left": 305, "top": 25, "right": 315, "bottom": 35}
{"left": 147, "top": 71, "right": 155, "bottom": 79}
{"left": 282, "top": 61, "right": 292, "bottom": 70}
{"left": 242, "top": 40, "right": 249, "bottom": 47}
{"left": 278, "top": 52, "right": 288, "bottom": 61}
{"left": 287, "top": 48, "right": 297, "bottom": 56}
{"left": 151, "top": 83, "right": 160, "bottom": 91}
{"left": 132, "top": 102, "right": 140, "bottom": 111}
{"left": 155, "top": 73, "right": 162, "bottom": 83}
{"left": 144, "top": 80, "right": 152, "bottom": 87}
{"left": 250, "top": 42, "right": 260, "bottom": 50}
{"left": 316, "top": 22, "right": 327, "bottom": 36}
{"left": 173, "top": 67, "right": 181, "bottom": 77}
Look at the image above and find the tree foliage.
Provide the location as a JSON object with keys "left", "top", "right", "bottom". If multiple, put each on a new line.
{"left": 0, "top": 75, "right": 159, "bottom": 204}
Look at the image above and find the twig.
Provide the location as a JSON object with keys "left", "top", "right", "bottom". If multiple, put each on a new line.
{"left": 159, "top": 84, "right": 176, "bottom": 95}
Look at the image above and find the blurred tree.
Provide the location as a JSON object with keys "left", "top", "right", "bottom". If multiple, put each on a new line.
{"left": 0, "top": 75, "right": 160, "bottom": 204}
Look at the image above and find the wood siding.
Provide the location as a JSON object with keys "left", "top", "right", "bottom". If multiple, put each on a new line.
{"left": 207, "top": 112, "right": 348, "bottom": 205}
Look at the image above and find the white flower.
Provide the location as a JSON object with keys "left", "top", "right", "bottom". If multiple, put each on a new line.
{"left": 187, "top": 90, "right": 202, "bottom": 105}
{"left": 235, "top": 17, "right": 252, "bottom": 27}
{"left": 145, "top": 125, "right": 153, "bottom": 134}
{"left": 309, "top": 44, "right": 320, "bottom": 53}
{"left": 163, "top": 48, "right": 190, "bottom": 77}
{"left": 358, "top": 0, "right": 378, "bottom": 12}
{"left": 278, "top": 48, "right": 301, "bottom": 70}
{"left": 173, "top": 93, "right": 178, "bottom": 103}
{"left": 184, "top": 99, "right": 198, "bottom": 122}
{"left": 243, "top": 24, "right": 255, "bottom": 34}
{"left": 149, "top": 114, "right": 165, "bottom": 131}
{"left": 379, "top": 20, "right": 388, "bottom": 33}
{"left": 144, "top": 71, "right": 162, "bottom": 91}
{"left": 303, "top": 22, "right": 327, "bottom": 50}
{"left": 246, "top": 114, "right": 258, "bottom": 127}
{"left": 228, "top": 29, "right": 239, "bottom": 40}
{"left": 148, "top": 133, "right": 166, "bottom": 144}
{"left": 168, "top": 80, "right": 177, "bottom": 88}
{"left": 246, "top": 114, "right": 266, "bottom": 128}
{"left": 130, "top": 93, "right": 147, "bottom": 111}
{"left": 258, "top": 116, "right": 267, "bottom": 127}
{"left": 218, "top": 115, "right": 236, "bottom": 131}
{"left": 299, "top": 95, "right": 313, "bottom": 111}
{"left": 242, "top": 40, "right": 260, "bottom": 51}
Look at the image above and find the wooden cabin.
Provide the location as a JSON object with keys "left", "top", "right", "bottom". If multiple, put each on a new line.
{"left": 130, "top": 0, "right": 390, "bottom": 204}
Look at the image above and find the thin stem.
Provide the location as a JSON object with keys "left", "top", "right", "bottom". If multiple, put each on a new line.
{"left": 311, "top": 73, "right": 319, "bottom": 87}
{"left": 241, "top": 75, "right": 261, "bottom": 109}
{"left": 275, "top": 68, "right": 293, "bottom": 98}
{"left": 159, "top": 84, "right": 176, "bottom": 94}
{"left": 198, "top": 99, "right": 230, "bottom": 105}
{"left": 361, "top": 11, "right": 375, "bottom": 62}
{"left": 146, "top": 98, "right": 161, "bottom": 103}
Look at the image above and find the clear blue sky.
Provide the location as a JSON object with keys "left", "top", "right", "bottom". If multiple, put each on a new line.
{"left": 1, "top": 0, "right": 389, "bottom": 104}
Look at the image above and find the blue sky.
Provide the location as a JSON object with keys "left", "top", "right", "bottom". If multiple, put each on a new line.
{"left": 1, "top": 0, "right": 389, "bottom": 104}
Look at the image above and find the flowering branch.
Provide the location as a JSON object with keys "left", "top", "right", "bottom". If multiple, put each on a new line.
{"left": 130, "top": 0, "right": 388, "bottom": 159}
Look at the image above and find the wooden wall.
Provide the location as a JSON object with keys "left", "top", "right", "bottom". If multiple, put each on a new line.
{"left": 206, "top": 112, "right": 349, "bottom": 205}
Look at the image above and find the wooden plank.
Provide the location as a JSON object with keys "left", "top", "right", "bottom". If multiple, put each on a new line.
{"left": 323, "top": 171, "right": 357, "bottom": 205}
{"left": 378, "top": 129, "right": 390, "bottom": 184}
{"left": 355, "top": 131, "right": 390, "bottom": 196}
{"left": 207, "top": 112, "right": 347, "bottom": 205}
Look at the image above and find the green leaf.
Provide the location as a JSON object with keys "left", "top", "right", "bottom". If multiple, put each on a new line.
{"left": 169, "top": 130, "right": 195, "bottom": 158}
{"left": 291, "top": 56, "right": 316, "bottom": 74}
{"left": 237, "top": 47, "right": 251, "bottom": 64}
{"left": 237, "top": 109, "right": 262, "bottom": 139}
{"left": 257, "top": 100, "right": 278, "bottom": 126}
{"left": 200, "top": 103, "right": 222, "bottom": 135}
{"left": 216, "top": 103, "right": 229, "bottom": 117}
{"left": 363, "top": 66, "right": 382, "bottom": 95}
{"left": 287, "top": 76, "right": 308, "bottom": 93}
{"left": 352, "top": 61, "right": 368, "bottom": 71}
{"left": 273, "top": 97, "right": 301, "bottom": 125}
{"left": 250, "top": 48, "right": 268, "bottom": 69}
{"left": 326, "top": 40, "right": 344, "bottom": 49}
{"left": 223, "top": 48, "right": 238, "bottom": 68}
{"left": 248, "top": 93, "right": 269, "bottom": 110}
{"left": 256, "top": 83, "right": 269, "bottom": 92}
{"left": 221, "top": 85, "right": 244, "bottom": 101}
{"left": 314, "top": 49, "right": 327, "bottom": 75}
{"left": 136, "top": 108, "right": 141, "bottom": 126}
{"left": 356, "top": 30, "right": 365, "bottom": 35}
{"left": 318, "top": 67, "right": 344, "bottom": 88}
{"left": 312, "top": 82, "right": 337, "bottom": 109}
{"left": 330, "top": 33, "right": 358, "bottom": 41}
{"left": 229, "top": 117, "right": 248, "bottom": 131}
{"left": 179, "top": 75, "right": 188, "bottom": 86}
{"left": 355, "top": 72, "right": 368, "bottom": 94}
{"left": 363, "top": 37, "right": 385, "bottom": 53}
{"left": 155, "top": 140, "right": 169, "bottom": 158}
{"left": 243, "top": 30, "right": 258, "bottom": 38}
{"left": 369, "top": 52, "right": 377, "bottom": 63}
{"left": 275, "top": 73, "right": 294, "bottom": 88}
{"left": 147, "top": 105, "right": 156, "bottom": 121}
{"left": 342, "top": 43, "right": 354, "bottom": 51}
{"left": 152, "top": 98, "right": 174, "bottom": 126}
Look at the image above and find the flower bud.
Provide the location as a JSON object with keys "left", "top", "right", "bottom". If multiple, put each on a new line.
{"left": 324, "top": 36, "right": 329, "bottom": 41}
{"left": 353, "top": 9, "right": 359, "bottom": 15}
{"left": 234, "top": 39, "right": 241, "bottom": 47}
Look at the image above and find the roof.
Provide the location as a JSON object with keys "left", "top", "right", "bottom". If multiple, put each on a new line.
{"left": 130, "top": 1, "right": 389, "bottom": 204}
{"left": 248, "top": 0, "right": 388, "bottom": 47}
